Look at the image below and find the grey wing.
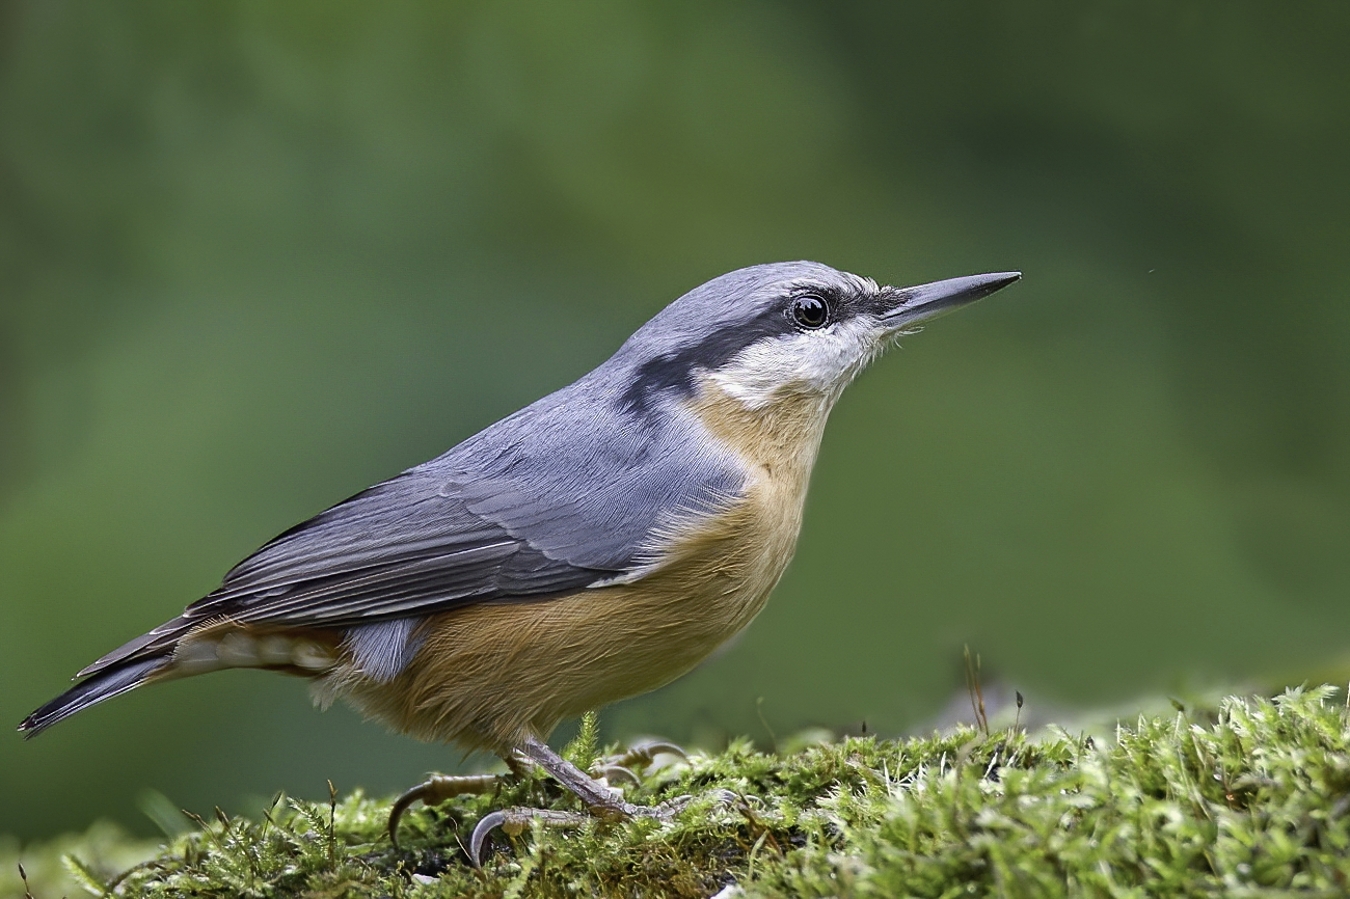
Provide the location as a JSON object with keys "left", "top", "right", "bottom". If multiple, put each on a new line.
{"left": 80, "top": 387, "right": 746, "bottom": 677}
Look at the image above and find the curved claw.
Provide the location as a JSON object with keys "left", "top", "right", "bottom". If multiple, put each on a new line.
{"left": 600, "top": 741, "right": 687, "bottom": 774}
{"left": 468, "top": 808, "right": 590, "bottom": 866}
{"left": 388, "top": 788, "right": 420, "bottom": 851}
{"left": 637, "top": 740, "right": 688, "bottom": 762}
{"left": 469, "top": 810, "right": 509, "bottom": 866}
{"left": 596, "top": 764, "right": 640, "bottom": 786}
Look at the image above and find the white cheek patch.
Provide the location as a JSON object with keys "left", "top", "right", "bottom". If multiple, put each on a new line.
{"left": 708, "top": 316, "right": 883, "bottom": 410}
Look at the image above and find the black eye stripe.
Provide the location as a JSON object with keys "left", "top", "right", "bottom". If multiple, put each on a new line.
{"left": 620, "top": 304, "right": 794, "bottom": 413}
{"left": 619, "top": 286, "right": 846, "bottom": 413}
{"left": 791, "top": 295, "right": 830, "bottom": 330}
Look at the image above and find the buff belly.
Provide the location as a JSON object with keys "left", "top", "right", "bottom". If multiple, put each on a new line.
{"left": 325, "top": 492, "right": 786, "bottom": 753}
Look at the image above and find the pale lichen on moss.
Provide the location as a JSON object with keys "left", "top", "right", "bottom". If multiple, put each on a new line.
{"left": 6, "top": 687, "right": 1350, "bottom": 898}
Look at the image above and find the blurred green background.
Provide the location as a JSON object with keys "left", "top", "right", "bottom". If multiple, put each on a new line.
{"left": 2, "top": 1, "right": 1348, "bottom": 840}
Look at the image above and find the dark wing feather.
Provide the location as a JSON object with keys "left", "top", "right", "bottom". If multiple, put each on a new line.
{"left": 79, "top": 472, "right": 608, "bottom": 677}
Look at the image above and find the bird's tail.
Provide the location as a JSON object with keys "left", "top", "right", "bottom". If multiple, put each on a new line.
{"left": 18, "top": 656, "right": 171, "bottom": 738}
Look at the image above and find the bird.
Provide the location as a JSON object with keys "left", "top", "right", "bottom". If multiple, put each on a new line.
{"left": 20, "top": 261, "right": 1019, "bottom": 860}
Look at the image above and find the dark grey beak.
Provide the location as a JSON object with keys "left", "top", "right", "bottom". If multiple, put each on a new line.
{"left": 881, "top": 271, "right": 1021, "bottom": 328}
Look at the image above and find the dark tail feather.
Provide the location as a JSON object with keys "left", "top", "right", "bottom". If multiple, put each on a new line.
{"left": 18, "top": 656, "right": 171, "bottom": 737}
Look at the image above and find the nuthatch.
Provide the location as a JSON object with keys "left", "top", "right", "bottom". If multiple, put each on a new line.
{"left": 21, "top": 262, "right": 1019, "bottom": 858}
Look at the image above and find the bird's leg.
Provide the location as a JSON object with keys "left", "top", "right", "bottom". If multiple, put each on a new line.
{"left": 467, "top": 735, "right": 696, "bottom": 865}
{"left": 519, "top": 735, "right": 636, "bottom": 817}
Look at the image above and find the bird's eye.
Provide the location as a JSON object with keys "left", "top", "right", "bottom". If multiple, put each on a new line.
{"left": 791, "top": 295, "right": 830, "bottom": 330}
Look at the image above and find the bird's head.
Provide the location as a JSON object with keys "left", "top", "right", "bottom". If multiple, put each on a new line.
{"left": 614, "top": 261, "right": 1020, "bottom": 414}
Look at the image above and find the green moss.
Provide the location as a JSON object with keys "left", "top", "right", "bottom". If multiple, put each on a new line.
{"left": 7, "top": 687, "right": 1350, "bottom": 897}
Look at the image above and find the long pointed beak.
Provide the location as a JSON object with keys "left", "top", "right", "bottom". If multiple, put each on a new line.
{"left": 880, "top": 271, "right": 1021, "bottom": 328}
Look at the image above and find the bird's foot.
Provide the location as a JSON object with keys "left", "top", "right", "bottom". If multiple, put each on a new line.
{"left": 468, "top": 737, "right": 741, "bottom": 865}
{"left": 389, "top": 736, "right": 706, "bottom": 864}
{"left": 465, "top": 736, "right": 705, "bottom": 865}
